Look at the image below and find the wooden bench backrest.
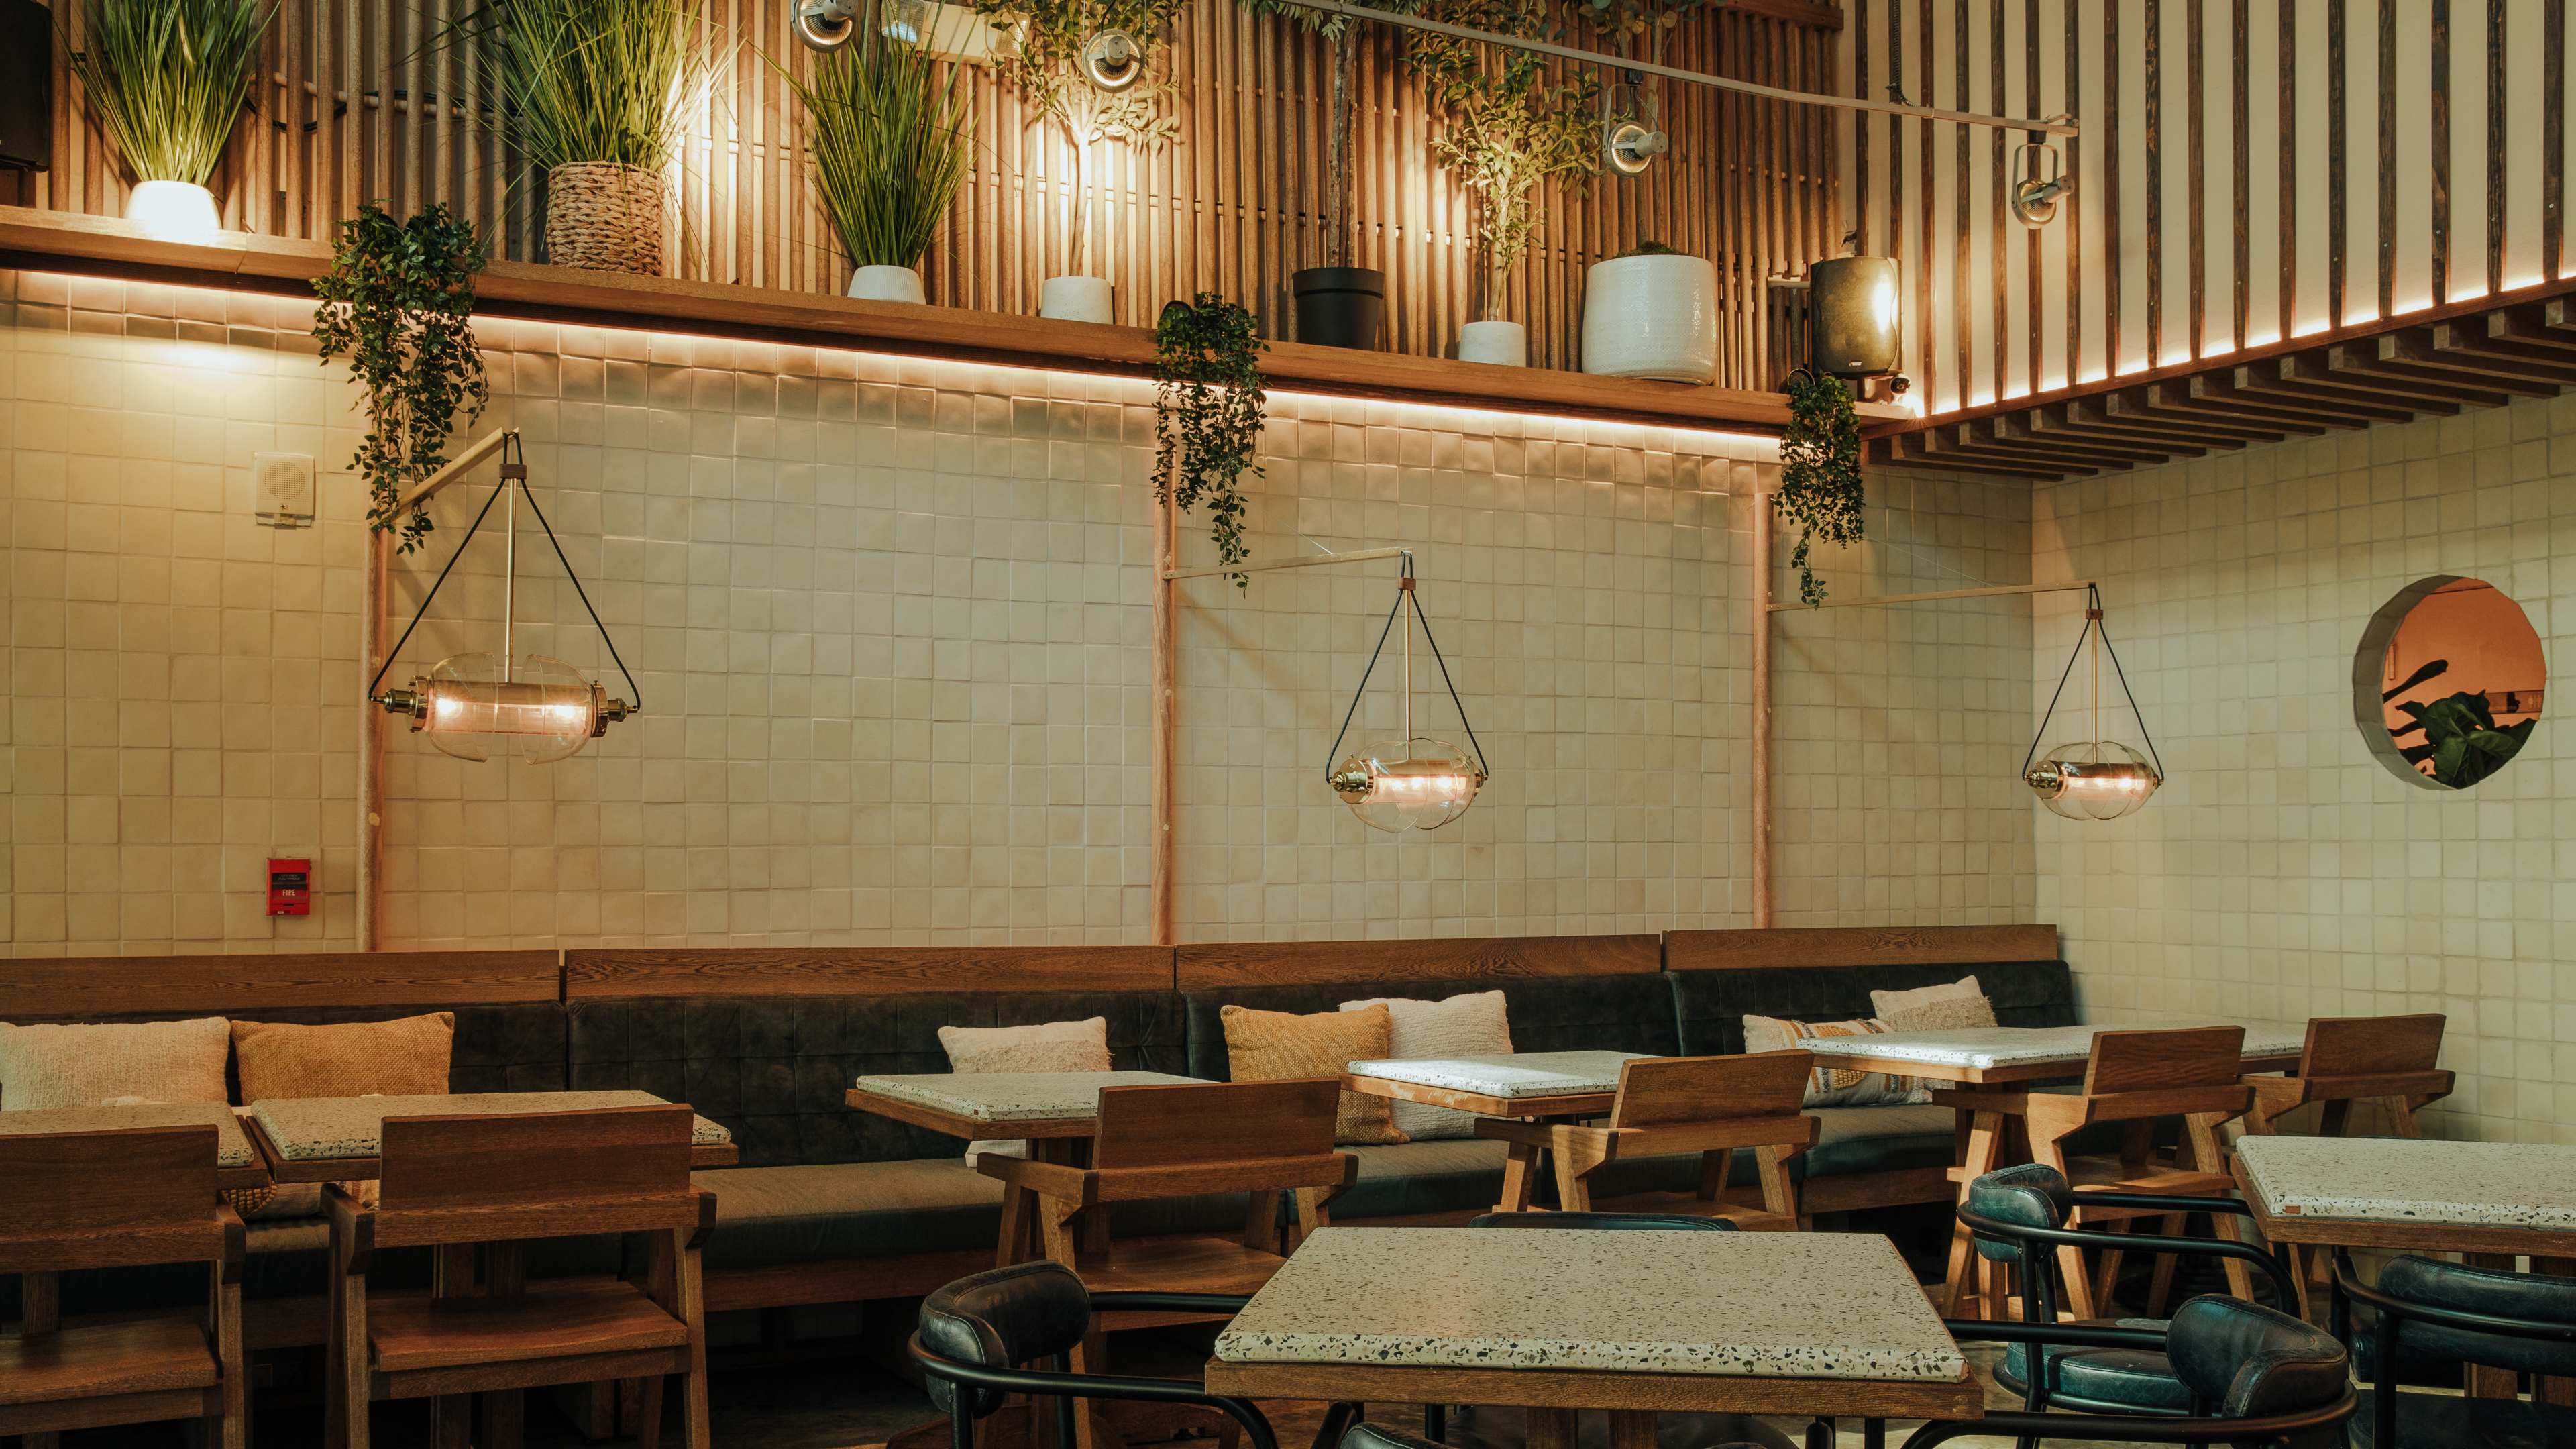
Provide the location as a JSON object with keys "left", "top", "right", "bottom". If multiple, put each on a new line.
{"left": 563, "top": 946, "right": 1174, "bottom": 998}
{"left": 2083, "top": 1026, "right": 2247, "bottom": 1096}
{"left": 2298, "top": 1013, "right": 2445, "bottom": 1079}
{"left": 1173, "top": 936, "right": 1660, "bottom": 990}
{"left": 374, "top": 1106, "right": 696, "bottom": 1248}
{"left": 1612, "top": 1053, "right": 1813, "bottom": 1128}
{"left": 0, "top": 951, "right": 559, "bottom": 1019}
{"left": 0, "top": 1126, "right": 225, "bottom": 1273}
{"left": 1091, "top": 1080, "right": 1339, "bottom": 1171}
{"left": 1664, "top": 924, "right": 2059, "bottom": 971}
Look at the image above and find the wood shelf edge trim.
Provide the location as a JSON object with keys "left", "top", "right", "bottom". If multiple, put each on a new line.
{"left": 0, "top": 206, "right": 1904, "bottom": 439}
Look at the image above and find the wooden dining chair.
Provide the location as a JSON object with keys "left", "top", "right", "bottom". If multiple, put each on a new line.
{"left": 324, "top": 1105, "right": 712, "bottom": 1449}
{"left": 1476, "top": 1052, "right": 1819, "bottom": 1230}
{"left": 0, "top": 1125, "right": 245, "bottom": 1449}
{"left": 1968, "top": 1025, "right": 2255, "bottom": 1320}
{"left": 2241, "top": 1012, "right": 2453, "bottom": 1317}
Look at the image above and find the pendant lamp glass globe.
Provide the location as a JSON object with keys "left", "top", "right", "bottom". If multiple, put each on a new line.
{"left": 1330, "top": 736, "right": 1483, "bottom": 832}
{"left": 2025, "top": 739, "right": 2161, "bottom": 820}
{"left": 409, "top": 653, "right": 605, "bottom": 764}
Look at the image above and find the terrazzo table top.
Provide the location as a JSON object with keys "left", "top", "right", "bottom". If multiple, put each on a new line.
{"left": 847, "top": 1071, "right": 1206, "bottom": 1128}
{"left": 1343, "top": 1051, "right": 1644, "bottom": 1099}
{"left": 1214, "top": 1226, "right": 1967, "bottom": 1383}
{"left": 2235, "top": 1134, "right": 2576, "bottom": 1232}
{"left": 0, "top": 1101, "right": 255, "bottom": 1169}
{"left": 250, "top": 1090, "right": 731, "bottom": 1163}
{"left": 1796, "top": 1022, "right": 2306, "bottom": 1071}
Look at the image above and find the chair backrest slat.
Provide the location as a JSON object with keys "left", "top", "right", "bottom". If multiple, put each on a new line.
{"left": 2083, "top": 1025, "right": 2247, "bottom": 1095}
{"left": 1091, "top": 1080, "right": 1338, "bottom": 1171}
{"left": 0, "top": 1126, "right": 222, "bottom": 1271}
{"left": 2299, "top": 1013, "right": 2445, "bottom": 1079}
{"left": 1611, "top": 1053, "right": 1811, "bottom": 1128}
{"left": 374, "top": 1106, "right": 694, "bottom": 1245}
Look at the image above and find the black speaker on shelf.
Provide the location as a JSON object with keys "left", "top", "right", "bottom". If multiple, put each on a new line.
{"left": 0, "top": 0, "right": 51, "bottom": 173}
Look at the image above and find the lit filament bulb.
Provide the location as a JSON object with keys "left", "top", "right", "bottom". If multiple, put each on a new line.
{"left": 1331, "top": 738, "right": 1485, "bottom": 832}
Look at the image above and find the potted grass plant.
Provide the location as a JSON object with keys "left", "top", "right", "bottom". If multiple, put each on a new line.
{"left": 1409, "top": 0, "right": 1599, "bottom": 367}
{"left": 457, "top": 0, "right": 719, "bottom": 275}
{"left": 784, "top": 38, "right": 973, "bottom": 303}
{"left": 64, "top": 0, "right": 274, "bottom": 241}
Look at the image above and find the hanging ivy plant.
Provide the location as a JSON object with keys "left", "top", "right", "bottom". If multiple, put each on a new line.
{"left": 312, "top": 203, "right": 490, "bottom": 555}
{"left": 1153, "top": 294, "right": 1267, "bottom": 587}
{"left": 1775, "top": 368, "right": 1865, "bottom": 607}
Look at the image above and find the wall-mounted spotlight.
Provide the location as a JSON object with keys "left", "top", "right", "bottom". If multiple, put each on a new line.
{"left": 1602, "top": 70, "right": 1668, "bottom": 175}
{"left": 1081, "top": 29, "right": 1144, "bottom": 90}
{"left": 2010, "top": 125, "right": 2075, "bottom": 228}
{"left": 792, "top": 0, "right": 858, "bottom": 50}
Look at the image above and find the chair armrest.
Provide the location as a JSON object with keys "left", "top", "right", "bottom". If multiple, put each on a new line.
{"left": 1901, "top": 1389, "right": 2355, "bottom": 1448}
{"left": 1938, "top": 1318, "right": 2169, "bottom": 1352}
{"left": 213, "top": 1201, "right": 248, "bottom": 1280}
{"left": 2074, "top": 1189, "right": 2253, "bottom": 1218}
{"left": 909, "top": 1334, "right": 1283, "bottom": 1449}
{"left": 1959, "top": 1207, "right": 2295, "bottom": 1301}
{"left": 1090, "top": 1291, "right": 1251, "bottom": 1316}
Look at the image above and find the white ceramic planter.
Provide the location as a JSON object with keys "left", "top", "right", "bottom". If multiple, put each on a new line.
{"left": 848, "top": 265, "right": 926, "bottom": 304}
{"left": 129, "top": 180, "right": 221, "bottom": 244}
{"left": 1458, "top": 320, "right": 1527, "bottom": 367}
{"left": 1039, "top": 276, "right": 1114, "bottom": 323}
{"left": 1580, "top": 253, "right": 1719, "bottom": 383}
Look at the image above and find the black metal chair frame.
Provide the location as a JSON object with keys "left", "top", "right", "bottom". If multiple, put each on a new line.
{"left": 1957, "top": 1190, "right": 2298, "bottom": 1433}
{"left": 910, "top": 1289, "right": 1358, "bottom": 1449}
{"left": 2332, "top": 1250, "right": 2576, "bottom": 1448}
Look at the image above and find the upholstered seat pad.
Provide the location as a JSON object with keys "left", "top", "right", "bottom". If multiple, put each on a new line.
{"left": 2347, "top": 1391, "right": 2576, "bottom": 1447}
{"left": 688, "top": 1160, "right": 1251, "bottom": 1270}
{"left": 1997, "top": 1323, "right": 2188, "bottom": 1413}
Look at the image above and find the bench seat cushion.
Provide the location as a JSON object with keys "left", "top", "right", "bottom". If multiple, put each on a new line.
{"left": 689, "top": 1160, "right": 1255, "bottom": 1272}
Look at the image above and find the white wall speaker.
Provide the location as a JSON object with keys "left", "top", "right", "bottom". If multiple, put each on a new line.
{"left": 254, "top": 451, "right": 315, "bottom": 527}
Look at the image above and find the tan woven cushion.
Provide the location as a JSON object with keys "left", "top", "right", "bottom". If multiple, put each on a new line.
{"left": 1743, "top": 1013, "right": 1927, "bottom": 1107}
{"left": 1871, "top": 975, "right": 1998, "bottom": 1033}
{"left": 1221, "top": 1002, "right": 1405, "bottom": 1146}
{"left": 0, "top": 1017, "right": 231, "bottom": 1112}
{"left": 231, "top": 1013, "right": 455, "bottom": 1103}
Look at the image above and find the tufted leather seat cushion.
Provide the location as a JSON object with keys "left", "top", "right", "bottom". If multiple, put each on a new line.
{"left": 1998, "top": 1320, "right": 2186, "bottom": 1413}
{"left": 1670, "top": 959, "right": 2077, "bottom": 1055}
{"left": 568, "top": 989, "right": 1186, "bottom": 1167}
{"left": 918, "top": 1260, "right": 1095, "bottom": 1417}
{"left": 2165, "top": 1295, "right": 2351, "bottom": 1420}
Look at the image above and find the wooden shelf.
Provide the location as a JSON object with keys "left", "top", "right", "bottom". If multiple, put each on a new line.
{"left": 0, "top": 205, "right": 1910, "bottom": 440}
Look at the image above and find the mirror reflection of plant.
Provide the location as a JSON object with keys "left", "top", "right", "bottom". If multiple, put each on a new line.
{"left": 1409, "top": 0, "right": 1601, "bottom": 323}
{"left": 311, "top": 204, "right": 491, "bottom": 555}
{"left": 1154, "top": 295, "right": 1268, "bottom": 587}
{"left": 2393, "top": 687, "right": 2536, "bottom": 789}
{"left": 973, "top": 0, "right": 1184, "bottom": 276}
{"left": 781, "top": 38, "right": 973, "bottom": 272}
{"left": 65, "top": 0, "right": 274, "bottom": 187}
{"left": 1775, "top": 368, "right": 1865, "bottom": 607}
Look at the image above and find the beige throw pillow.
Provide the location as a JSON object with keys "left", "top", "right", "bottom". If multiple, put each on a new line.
{"left": 231, "top": 1013, "right": 455, "bottom": 1103}
{"left": 1338, "top": 991, "right": 1512, "bottom": 1140}
{"left": 940, "top": 1017, "right": 1112, "bottom": 1165}
{"left": 0, "top": 1018, "right": 231, "bottom": 1112}
{"left": 1743, "top": 1013, "right": 1927, "bottom": 1107}
{"left": 1872, "top": 976, "right": 1998, "bottom": 1034}
{"left": 1221, "top": 1003, "right": 1406, "bottom": 1146}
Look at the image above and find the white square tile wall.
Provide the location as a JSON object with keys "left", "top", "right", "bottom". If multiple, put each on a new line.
{"left": 0, "top": 268, "right": 2035, "bottom": 952}
{"left": 2031, "top": 402, "right": 2575, "bottom": 1144}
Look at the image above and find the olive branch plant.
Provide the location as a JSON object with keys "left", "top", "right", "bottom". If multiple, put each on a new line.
{"left": 972, "top": 0, "right": 1185, "bottom": 276}
{"left": 1409, "top": 0, "right": 1601, "bottom": 321}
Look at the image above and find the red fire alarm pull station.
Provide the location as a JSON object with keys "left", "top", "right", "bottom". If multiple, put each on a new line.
{"left": 267, "top": 858, "right": 312, "bottom": 916}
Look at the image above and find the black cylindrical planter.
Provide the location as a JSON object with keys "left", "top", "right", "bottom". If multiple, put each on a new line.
{"left": 1292, "top": 266, "right": 1388, "bottom": 349}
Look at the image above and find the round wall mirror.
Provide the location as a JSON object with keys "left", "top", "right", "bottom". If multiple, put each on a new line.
{"left": 2352, "top": 576, "right": 2546, "bottom": 790}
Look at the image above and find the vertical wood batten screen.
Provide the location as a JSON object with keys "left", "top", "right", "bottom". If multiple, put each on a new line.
{"left": 3, "top": 0, "right": 1844, "bottom": 385}
{"left": 1846, "top": 0, "right": 2576, "bottom": 420}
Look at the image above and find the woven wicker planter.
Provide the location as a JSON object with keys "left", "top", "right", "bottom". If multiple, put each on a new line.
{"left": 545, "top": 162, "right": 667, "bottom": 274}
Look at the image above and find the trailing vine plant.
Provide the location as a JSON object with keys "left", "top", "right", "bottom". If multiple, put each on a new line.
{"left": 1774, "top": 368, "right": 1865, "bottom": 607}
{"left": 312, "top": 203, "right": 490, "bottom": 555}
{"left": 1409, "top": 0, "right": 1601, "bottom": 322}
{"left": 1153, "top": 294, "right": 1268, "bottom": 588}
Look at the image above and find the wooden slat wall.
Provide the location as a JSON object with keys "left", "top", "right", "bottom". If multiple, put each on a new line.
{"left": 1850, "top": 0, "right": 2575, "bottom": 420}
{"left": 2, "top": 0, "right": 1845, "bottom": 384}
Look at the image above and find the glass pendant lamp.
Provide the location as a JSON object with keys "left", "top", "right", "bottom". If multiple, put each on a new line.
{"left": 368, "top": 434, "right": 641, "bottom": 763}
{"left": 2023, "top": 584, "right": 2163, "bottom": 820}
{"left": 1325, "top": 553, "right": 1490, "bottom": 831}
